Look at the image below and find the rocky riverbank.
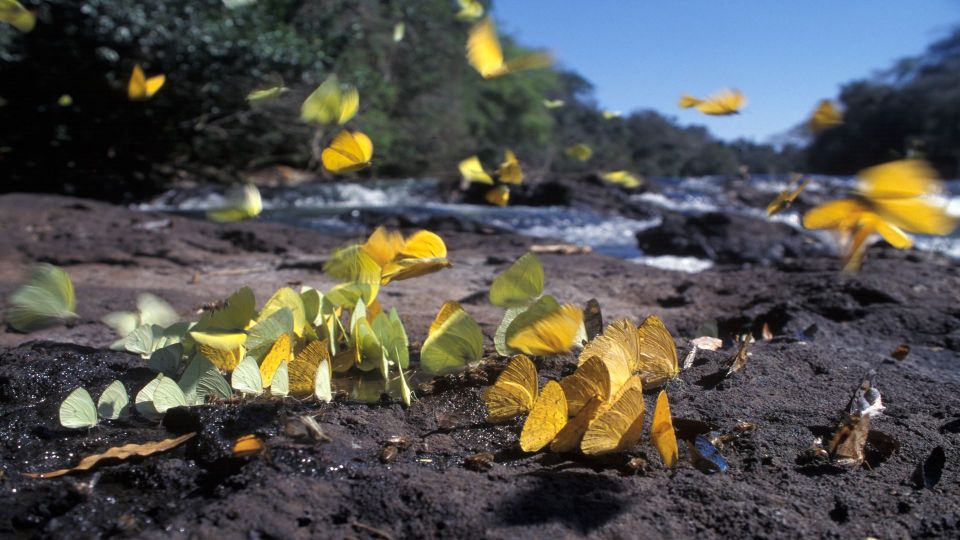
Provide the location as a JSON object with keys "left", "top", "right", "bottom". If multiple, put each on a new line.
{"left": 1, "top": 192, "right": 958, "bottom": 538}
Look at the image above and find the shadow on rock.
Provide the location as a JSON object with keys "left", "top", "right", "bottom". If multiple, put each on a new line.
{"left": 497, "top": 471, "right": 627, "bottom": 533}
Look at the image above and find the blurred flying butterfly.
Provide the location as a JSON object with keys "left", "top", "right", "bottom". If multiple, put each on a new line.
{"left": 766, "top": 176, "right": 811, "bottom": 216}
{"left": 679, "top": 89, "right": 746, "bottom": 116}
{"left": 466, "top": 18, "right": 552, "bottom": 79}
{"left": 127, "top": 64, "right": 165, "bottom": 101}
{"left": 321, "top": 130, "right": 374, "bottom": 174}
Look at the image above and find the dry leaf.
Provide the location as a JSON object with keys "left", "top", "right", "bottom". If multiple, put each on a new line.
{"left": 725, "top": 335, "right": 751, "bottom": 377}
{"left": 690, "top": 336, "right": 723, "bottom": 351}
{"left": 24, "top": 433, "right": 196, "bottom": 479}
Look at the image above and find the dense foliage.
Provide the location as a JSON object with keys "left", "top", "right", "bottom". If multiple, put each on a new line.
{"left": 3, "top": 1, "right": 951, "bottom": 201}
{"left": 807, "top": 28, "right": 960, "bottom": 178}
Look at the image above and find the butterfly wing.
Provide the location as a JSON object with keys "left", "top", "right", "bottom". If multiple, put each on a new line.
{"left": 322, "top": 131, "right": 370, "bottom": 174}
{"left": 144, "top": 75, "right": 165, "bottom": 99}
{"left": 636, "top": 315, "right": 679, "bottom": 387}
{"left": 419, "top": 306, "right": 483, "bottom": 374}
{"left": 870, "top": 197, "right": 956, "bottom": 235}
{"left": 483, "top": 354, "right": 539, "bottom": 422}
{"left": 485, "top": 186, "right": 510, "bottom": 207}
{"left": 60, "top": 387, "right": 98, "bottom": 428}
{"left": 550, "top": 396, "right": 605, "bottom": 453}
{"left": 362, "top": 226, "right": 405, "bottom": 267}
{"left": 287, "top": 340, "right": 328, "bottom": 397}
{"left": 651, "top": 389, "right": 678, "bottom": 467}
{"left": 697, "top": 89, "right": 745, "bottom": 115}
{"left": 459, "top": 155, "right": 494, "bottom": 184}
{"left": 489, "top": 252, "right": 544, "bottom": 308}
{"left": 507, "top": 304, "right": 583, "bottom": 356}
{"left": 467, "top": 18, "right": 506, "bottom": 78}
{"left": 128, "top": 64, "right": 146, "bottom": 100}
{"left": 858, "top": 159, "right": 938, "bottom": 200}
{"left": 581, "top": 378, "right": 645, "bottom": 455}
{"left": 519, "top": 380, "right": 568, "bottom": 452}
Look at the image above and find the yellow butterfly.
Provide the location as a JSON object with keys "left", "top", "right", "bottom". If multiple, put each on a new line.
{"left": 393, "top": 22, "right": 405, "bottom": 43}
{"left": 322, "top": 130, "right": 373, "bottom": 174}
{"left": 636, "top": 315, "right": 680, "bottom": 388}
{"left": 466, "top": 18, "right": 552, "bottom": 79}
{"left": 301, "top": 75, "right": 359, "bottom": 126}
{"left": 601, "top": 110, "right": 621, "bottom": 120}
{"left": 651, "top": 389, "right": 678, "bottom": 467}
{"left": 455, "top": 0, "right": 484, "bottom": 21}
{"left": 542, "top": 99, "right": 565, "bottom": 109}
{"left": 458, "top": 155, "right": 494, "bottom": 185}
{"left": 127, "top": 64, "right": 165, "bottom": 101}
{"left": 199, "top": 344, "right": 245, "bottom": 372}
{"left": 579, "top": 318, "right": 640, "bottom": 371}
{"left": 803, "top": 160, "right": 957, "bottom": 271}
{"left": 485, "top": 185, "right": 510, "bottom": 207}
{"left": 560, "top": 354, "right": 631, "bottom": 416}
{"left": 0, "top": 0, "right": 35, "bottom": 32}
{"left": 507, "top": 303, "right": 584, "bottom": 356}
{"left": 380, "top": 230, "right": 451, "bottom": 284}
{"left": 519, "top": 380, "right": 567, "bottom": 452}
{"left": 550, "top": 395, "right": 605, "bottom": 453}
{"left": 259, "top": 333, "right": 292, "bottom": 387}
{"left": 497, "top": 150, "right": 524, "bottom": 185}
{"left": 679, "top": 89, "right": 745, "bottom": 116}
{"left": 809, "top": 99, "right": 843, "bottom": 134}
{"left": 766, "top": 176, "right": 810, "bottom": 216}
{"left": 580, "top": 376, "right": 645, "bottom": 456}
{"left": 579, "top": 316, "right": 678, "bottom": 388}
{"left": 564, "top": 144, "right": 592, "bottom": 162}
{"left": 288, "top": 340, "right": 330, "bottom": 397}
{"left": 601, "top": 171, "right": 643, "bottom": 189}
{"left": 362, "top": 226, "right": 405, "bottom": 267}
{"left": 483, "top": 354, "right": 538, "bottom": 423}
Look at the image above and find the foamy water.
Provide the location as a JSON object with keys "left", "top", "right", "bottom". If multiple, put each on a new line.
{"left": 140, "top": 175, "right": 960, "bottom": 273}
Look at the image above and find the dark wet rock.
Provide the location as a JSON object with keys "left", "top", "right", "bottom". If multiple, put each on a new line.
{"left": 2, "top": 194, "right": 960, "bottom": 538}
{"left": 635, "top": 211, "right": 823, "bottom": 266}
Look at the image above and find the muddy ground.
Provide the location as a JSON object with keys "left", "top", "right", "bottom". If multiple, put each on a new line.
{"left": 1, "top": 193, "right": 959, "bottom": 539}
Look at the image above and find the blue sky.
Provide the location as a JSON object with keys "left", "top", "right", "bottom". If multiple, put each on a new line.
{"left": 494, "top": 0, "right": 959, "bottom": 142}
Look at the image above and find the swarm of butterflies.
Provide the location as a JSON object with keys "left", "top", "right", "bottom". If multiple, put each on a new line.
{"left": 43, "top": 225, "right": 463, "bottom": 428}
{"left": 3, "top": 0, "right": 957, "bottom": 477}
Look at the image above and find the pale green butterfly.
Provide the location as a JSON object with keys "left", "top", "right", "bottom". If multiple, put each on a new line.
{"left": 231, "top": 357, "right": 262, "bottom": 395}
{"left": 397, "top": 366, "right": 413, "bottom": 407}
{"left": 135, "top": 376, "right": 164, "bottom": 421}
{"left": 153, "top": 376, "right": 188, "bottom": 413}
{"left": 6, "top": 263, "right": 77, "bottom": 332}
{"left": 197, "top": 364, "right": 232, "bottom": 403}
{"left": 270, "top": 361, "right": 289, "bottom": 397}
{"left": 315, "top": 359, "right": 332, "bottom": 403}
{"left": 102, "top": 292, "right": 179, "bottom": 343}
{"left": 59, "top": 387, "right": 98, "bottom": 429}
{"left": 96, "top": 380, "right": 129, "bottom": 420}
{"left": 489, "top": 252, "right": 544, "bottom": 308}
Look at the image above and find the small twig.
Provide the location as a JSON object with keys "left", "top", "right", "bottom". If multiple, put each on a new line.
{"left": 350, "top": 520, "right": 393, "bottom": 540}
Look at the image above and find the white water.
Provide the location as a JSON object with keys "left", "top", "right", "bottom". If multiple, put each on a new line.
{"left": 141, "top": 175, "right": 960, "bottom": 273}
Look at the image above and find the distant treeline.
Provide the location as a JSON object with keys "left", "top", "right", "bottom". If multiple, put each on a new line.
{"left": 806, "top": 28, "right": 960, "bottom": 179}
{"left": 0, "top": 1, "right": 954, "bottom": 201}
